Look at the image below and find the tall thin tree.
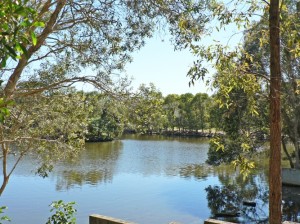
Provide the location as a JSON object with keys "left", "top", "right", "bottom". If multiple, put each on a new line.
{"left": 269, "top": 0, "right": 282, "bottom": 222}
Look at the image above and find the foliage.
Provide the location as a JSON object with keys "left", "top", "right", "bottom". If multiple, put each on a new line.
{"left": 206, "top": 71, "right": 267, "bottom": 175}
{"left": 180, "top": 0, "right": 282, "bottom": 221}
{"left": 0, "top": 89, "right": 91, "bottom": 194}
{"left": 0, "top": 0, "right": 44, "bottom": 67}
{"left": 87, "top": 93, "right": 126, "bottom": 141}
{"left": 46, "top": 200, "right": 77, "bottom": 224}
{"left": 0, "top": 0, "right": 210, "bottom": 196}
{"left": 163, "top": 94, "right": 180, "bottom": 131}
{"left": 190, "top": 93, "right": 210, "bottom": 132}
{"left": 237, "top": 0, "right": 300, "bottom": 169}
{"left": 176, "top": 93, "right": 194, "bottom": 131}
{"left": 0, "top": 206, "right": 10, "bottom": 224}
{"left": 128, "top": 83, "right": 166, "bottom": 134}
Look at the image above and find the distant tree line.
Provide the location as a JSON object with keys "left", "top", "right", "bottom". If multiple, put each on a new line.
{"left": 84, "top": 83, "right": 215, "bottom": 141}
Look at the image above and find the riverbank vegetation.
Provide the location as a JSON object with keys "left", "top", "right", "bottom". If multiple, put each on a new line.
{"left": 0, "top": 0, "right": 298, "bottom": 221}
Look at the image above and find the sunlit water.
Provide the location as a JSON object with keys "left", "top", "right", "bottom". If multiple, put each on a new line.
{"left": 0, "top": 135, "right": 298, "bottom": 223}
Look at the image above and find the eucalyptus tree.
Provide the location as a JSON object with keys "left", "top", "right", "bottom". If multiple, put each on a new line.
{"left": 271, "top": 0, "right": 300, "bottom": 171}
{"left": 86, "top": 92, "right": 126, "bottom": 141}
{"left": 206, "top": 83, "right": 267, "bottom": 168}
{"left": 241, "top": 2, "right": 300, "bottom": 171}
{"left": 0, "top": 87, "right": 91, "bottom": 195}
{"left": 0, "top": 0, "right": 209, "bottom": 195}
{"left": 129, "top": 83, "right": 165, "bottom": 134}
{"left": 182, "top": 0, "right": 282, "bottom": 221}
{"left": 2, "top": 0, "right": 209, "bottom": 100}
{"left": 176, "top": 93, "right": 194, "bottom": 131}
{"left": 238, "top": 0, "right": 300, "bottom": 172}
{"left": 163, "top": 94, "right": 180, "bottom": 131}
{"left": 190, "top": 93, "right": 209, "bottom": 132}
{"left": 0, "top": 0, "right": 44, "bottom": 67}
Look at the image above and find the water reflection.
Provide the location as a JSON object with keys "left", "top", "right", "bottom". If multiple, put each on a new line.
{"left": 178, "top": 158, "right": 300, "bottom": 223}
{"left": 52, "top": 137, "right": 209, "bottom": 191}
{"left": 205, "top": 181, "right": 269, "bottom": 223}
{"left": 177, "top": 162, "right": 269, "bottom": 223}
{"left": 53, "top": 141, "right": 122, "bottom": 191}
{"left": 283, "top": 186, "right": 300, "bottom": 222}
{"left": 4, "top": 135, "right": 300, "bottom": 224}
{"left": 179, "top": 164, "right": 211, "bottom": 180}
{"left": 55, "top": 137, "right": 300, "bottom": 223}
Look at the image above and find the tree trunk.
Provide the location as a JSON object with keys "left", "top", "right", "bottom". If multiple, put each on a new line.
{"left": 4, "top": 0, "right": 66, "bottom": 99}
{"left": 269, "top": 0, "right": 282, "bottom": 223}
{"left": 0, "top": 176, "right": 9, "bottom": 196}
{"left": 282, "top": 136, "right": 294, "bottom": 168}
{"left": 0, "top": 143, "right": 9, "bottom": 196}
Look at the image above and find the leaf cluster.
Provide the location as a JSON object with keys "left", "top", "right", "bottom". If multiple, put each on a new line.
{"left": 0, "top": 0, "right": 44, "bottom": 67}
{"left": 0, "top": 206, "right": 10, "bottom": 224}
{"left": 46, "top": 200, "right": 77, "bottom": 224}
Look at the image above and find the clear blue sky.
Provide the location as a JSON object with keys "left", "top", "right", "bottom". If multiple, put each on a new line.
{"left": 125, "top": 24, "right": 243, "bottom": 97}
{"left": 79, "top": 21, "right": 244, "bottom": 96}
{"left": 125, "top": 36, "right": 210, "bottom": 96}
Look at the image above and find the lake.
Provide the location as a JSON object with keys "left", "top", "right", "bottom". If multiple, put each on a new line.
{"left": 0, "top": 135, "right": 299, "bottom": 223}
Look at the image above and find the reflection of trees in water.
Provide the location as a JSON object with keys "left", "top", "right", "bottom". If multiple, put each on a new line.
{"left": 55, "top": 170, "right": 113, "bottom": 191}
{"left": 205, "top": 183, "right": 268, "bottom": 223}
{"left": 178, "top": 164, "right": 211, "bottom": 180}
{"left": 180, "top": 162, "right": 300, "bottom": 223}
{"left": 282, "top": 186, "right": 300, "bottom": 222}
{"left": 205, "top": 167, "right": 269, "bottom": 223}
{"left": 53, "top": 141, "right": 122, "bottom": 191}
{"left": 178, "top": 163, "right": 269, "bottom": 223}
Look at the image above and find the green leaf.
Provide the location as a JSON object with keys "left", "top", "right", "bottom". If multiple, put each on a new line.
{"left": 33, "top": 21, "right": 45, "bottom": 27}
{"left": 1, "top": 57, "right": 7, "bottom": 68}
{"left": 19, "top": 44, "right": 28, "bottom": 58}
{"left": 14, "top": 5, "right": 26, "bottom": 16}
{"left": 4, "top": 44, "right": 17, "bottom": 58}
{"left": 30, "top": 31, "right": 37, "bottom": 45}
{"left": 20, "top": 20, "right": 31, "bottom": 27}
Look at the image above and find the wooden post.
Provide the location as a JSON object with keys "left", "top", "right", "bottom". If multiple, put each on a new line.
{"left": 89, "top": 214, "right": 136, "bottom": 224}
{"left": 204, "top": 219, "right": 236, "bottom": 224}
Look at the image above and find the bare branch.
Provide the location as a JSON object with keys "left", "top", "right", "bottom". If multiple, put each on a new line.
{"left": 15, "top": 76, "right": 113, "bottom": 97}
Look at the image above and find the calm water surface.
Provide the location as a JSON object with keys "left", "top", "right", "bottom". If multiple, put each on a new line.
{"left": 0, "top": 135, "right": 298, "bottom": 223}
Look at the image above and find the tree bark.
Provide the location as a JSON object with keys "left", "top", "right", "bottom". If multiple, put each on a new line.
{"left": 0, "top": 142, "right": 9, "bottom": 196}
{"left": 4, "top": 0, "right": 67, "bottom": 99}
{"left": 269, "top": 0, "right": 282, "bottom": 223}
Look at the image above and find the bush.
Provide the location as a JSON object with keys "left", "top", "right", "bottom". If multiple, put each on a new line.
{"left": 46, "top": 200, "right": 77, "bottom": 224}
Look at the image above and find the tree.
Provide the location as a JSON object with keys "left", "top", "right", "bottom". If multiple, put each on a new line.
{"left": 0, "top": 88, "right": 91, "bottom": 195}
{"left": 190, "top": 93, "right": 209, "bottom": 132}
{"left": 0, "top": 0, "right": 209, "bottom": 195}
{"left": 86, "top": 93, "right": 126, "bottom": 141}
{"left": 163, "top": 94, "right": 180, "bottom": 131}
{"left": 269, "top": 0, "right": 281, "bottom": 222}
{"left": 184, "top": 0, "right": 283, "bottom": 221}
{"left": 241, "top": 0, "right": 300, "bottom": 170}
{"left": 206, "top": 83, "right": 266, "bottom": 172}
{"left": 176, "top": 93, "right": 194, "bottom": 131}
{"left": 0, "top": 0, "right": 44, "bottom": 67}
{"left": 128, "top": 83, "right": 165, "bottom": 134}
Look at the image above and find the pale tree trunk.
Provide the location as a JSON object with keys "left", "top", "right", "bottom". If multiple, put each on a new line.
{"left": 269, "top": 0, "right": 282, "bottom": 223}
{"left": 0, "top": 0, "right": 66, "bottom": 196}
{"left": 0, "top": 143, "right": 9, "bottom": 196}
{"left": 0, "top": 141, "right": 24, "bottom": 196}
{"left": 3, "top": 0, "right": 66, "bottom": 99}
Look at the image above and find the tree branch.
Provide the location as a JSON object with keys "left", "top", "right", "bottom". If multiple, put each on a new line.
{"left": 4, "top": 0, "right": 67, "bottom": 99}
